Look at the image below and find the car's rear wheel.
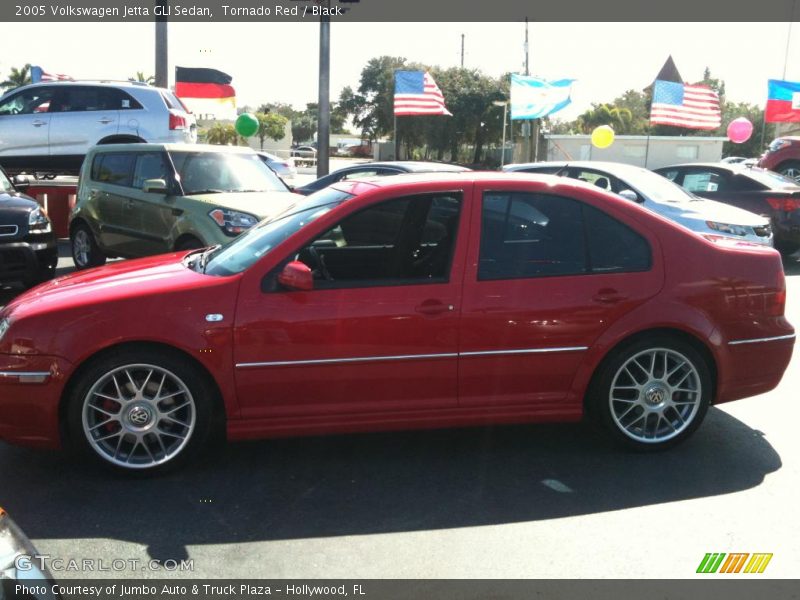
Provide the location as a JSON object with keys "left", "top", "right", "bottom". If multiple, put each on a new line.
{"left": 777, "top": 161, "right": 800, "bottom": 182}
{"left": 588, "top": 336, "right": 711, "bottom": 450}
{"left": 71, "top": 223, "right": 106, "bottom": 270}
{"left": 775, "top": 240, "right": 800, "bottom": 257}
{"left": 66, "top": 349, "right": 215, "bottom": 474}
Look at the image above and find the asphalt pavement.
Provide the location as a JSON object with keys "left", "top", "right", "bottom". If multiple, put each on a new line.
{"left": 1, "top": 239, "right": 799, "bottom": 579}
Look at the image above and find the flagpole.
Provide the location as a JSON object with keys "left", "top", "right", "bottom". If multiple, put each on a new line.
{"left": 644, "top": 125, "right": 651, "bottom": 168}
{"left": 394, "top": 115, "right": 398, "bottom": 160}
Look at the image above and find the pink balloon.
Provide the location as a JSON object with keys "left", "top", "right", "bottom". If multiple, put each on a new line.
{"left": 727, "top": 117, "right": 753, "bottom": 144}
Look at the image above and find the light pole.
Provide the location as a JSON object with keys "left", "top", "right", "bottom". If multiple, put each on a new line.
{"left": 493, "top": 101, "right": 508, "bottom": 167}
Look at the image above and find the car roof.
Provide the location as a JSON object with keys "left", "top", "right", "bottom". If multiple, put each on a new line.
{"left": 337, "top": 161, "right": 470, "bottom": 173}
{"left": 330, "top": 170, "right": 601, "bottom": 191}
{"left": 1, "top": 80, "right": 162, "bottom": 95}
{"left": 505, "top": 160, "right": 657, "bottom": 176}
{"left": 655, "top": 162, "right": 767, "bottom": 174}
{"left": 90, "top": 143, "right": 257, "bottom": 154}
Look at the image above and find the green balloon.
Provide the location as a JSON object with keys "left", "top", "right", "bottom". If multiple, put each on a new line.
{"left": 235, "top": 113, "right": 259, "bottom": 137}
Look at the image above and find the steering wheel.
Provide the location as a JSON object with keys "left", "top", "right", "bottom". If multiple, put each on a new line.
{"left": 306, "top": 246, "right": 333, "bottom": 281}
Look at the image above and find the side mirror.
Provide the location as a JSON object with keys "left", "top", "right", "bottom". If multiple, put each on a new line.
{"left": 278, "top": 260, "right": 313, "bottom": 291}
{"left": 142, "top": 178, "right": 168, "bottom": 194}
{"left": 618, "top": 189, "right": 642, "bottom": 203}
{"left": 12, "top": 175, "right": 30, "bottom": 190}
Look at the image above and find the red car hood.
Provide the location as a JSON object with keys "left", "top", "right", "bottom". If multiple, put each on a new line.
{"left": 5, "top": 252, "right": 229, "bottom": 320}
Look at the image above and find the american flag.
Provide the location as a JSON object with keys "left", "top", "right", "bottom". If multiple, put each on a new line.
{"left": 394, "top": 71, "right": 452, "bottom": 116}
{"left": 650, "top": 80, "right": 721, "bottom": 130}
{"left": 31, "top": 66, "right": 73, "bottom": 83}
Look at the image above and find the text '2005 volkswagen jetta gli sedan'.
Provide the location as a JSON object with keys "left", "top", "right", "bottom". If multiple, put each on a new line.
{"left": 0, "top": 172, "right": 795, "bottom": 473}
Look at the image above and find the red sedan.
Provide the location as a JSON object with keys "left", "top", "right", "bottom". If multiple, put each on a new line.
{"left": 0, "top": 173, "right": 794, "bottom": 473}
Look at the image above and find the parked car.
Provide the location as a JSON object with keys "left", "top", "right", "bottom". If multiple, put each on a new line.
{"left": 290, "top": 145, "right": 317, "bottom": 158}
{"left": 256, "top": 151, "right": 297, "bottom": 183}
{"left": 0, "top": 80, "right": 197, "bottom": 176}
{"left": 654, "top": 162, "right": 800, "bottom": 255}
{"left": 0, "top": 167, "right": 58, "bottom": 288}
{"left": 504, "top": 161, "right": 773, "bottom": 247}
{"left": 69, "top": 143, "right": 300, "bottom": 269}
{"left": 295, "top": 161, "right": 471, "bottom": 196}
{"left": 0, "top": 172, "right": 793, "bottom": 473}
{"left": 0, "top": 507, "right": 60, "bottom": 595}
{"left": 757, "top": 136, "right": 800, "bottom": 182}
{"left": 721, "top": 156, "right": 757, "bottom": 167}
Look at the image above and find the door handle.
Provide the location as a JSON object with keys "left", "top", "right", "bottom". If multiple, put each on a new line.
{"left": 592, "top": 288, "right": 628, "bottom": 304}
{"left": 125, "top": 199, "right": 134, "bottom": 209}
{"left": 415, "top": 300, "right": 455, "bottom": 315}
{"left": 98, "top": 118, "right": 114, "bottom": 124}
{"left": 31, "top": 120, "right": 47, "bottom": 127}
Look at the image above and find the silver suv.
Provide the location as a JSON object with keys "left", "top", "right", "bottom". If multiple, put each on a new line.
{"left": 0, "top": 81, "right": 197, "bottom": 175}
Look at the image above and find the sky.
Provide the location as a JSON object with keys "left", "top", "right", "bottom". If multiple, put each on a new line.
{"left": 1, "top": 21, "right": 798, "bottom": 123}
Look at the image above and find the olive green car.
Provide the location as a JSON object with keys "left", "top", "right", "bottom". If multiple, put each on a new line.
{"left": 70, "top": 143, "right": 300, "bottom": 269}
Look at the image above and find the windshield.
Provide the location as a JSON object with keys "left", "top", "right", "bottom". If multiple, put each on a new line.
{"left": 170, "top": 151, "right": 288, "bottom": 195}
{"left": 0, "top": 170, "right": 13, "bottom": 193}
{"left": 742, "top": 167, "right": 800, "bottom": 189}
{"left": 617, "top": 166, "right": 697, "bottom": 203}
{"left": 203, "top": 188, "right": 354, "bottom": 276}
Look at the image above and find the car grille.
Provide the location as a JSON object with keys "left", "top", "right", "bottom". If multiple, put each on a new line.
{"left": 754, "top": 224, "right": 772, "bottom": 238}
{"left": 0, "top": 225, "right": 19, "bottom": 237}
{"left": 0, "top": 248, "right": 28, "bottom": 274}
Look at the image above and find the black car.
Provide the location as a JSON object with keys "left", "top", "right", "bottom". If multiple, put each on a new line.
{"left": 0, "top": 168, "right": 58, "bottom": 287}
{"left": 294, "top": 161, "right": 471, "bottom": 196}
{"left": 654, "top": 162, "right": 800, "bottom": 256}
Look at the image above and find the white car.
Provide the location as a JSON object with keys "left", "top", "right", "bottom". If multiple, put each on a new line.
{"left": 0, "top": 80, "right": 197, "bottom": 176}
{"left": 503, "top": 161, "right": 773, "bottom": 246}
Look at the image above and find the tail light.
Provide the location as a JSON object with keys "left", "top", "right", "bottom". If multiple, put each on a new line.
{"left": 168, "top": 109, "right": 186, "bottom": 130}
{"left": 770, "top": 288, "right": 786, "bottom": 316}
{"left": 766, "top": 197, "right": 800, "bottom": 212}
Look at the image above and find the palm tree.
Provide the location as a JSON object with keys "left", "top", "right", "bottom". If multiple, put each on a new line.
{"left": 1, "top": 64, "right": 32, "bottom": 90}
{"left": 130, "top": 71, "right": 155, "bottom": 85}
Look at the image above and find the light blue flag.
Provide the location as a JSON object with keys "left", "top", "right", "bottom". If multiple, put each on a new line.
{"left": 510, "top": 75, "right": 575, "bottom": 120}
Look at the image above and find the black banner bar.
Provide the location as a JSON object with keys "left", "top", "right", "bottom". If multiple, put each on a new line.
{"left": 2, "top": 0, "right": 800, "bottom": 22}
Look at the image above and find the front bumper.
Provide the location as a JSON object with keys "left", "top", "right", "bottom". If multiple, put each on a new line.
{"left": 0, "top": 233, "right": 58, "bottom": 286}
{"left": 0, "top": 353, "right": 72, "bottom": 449}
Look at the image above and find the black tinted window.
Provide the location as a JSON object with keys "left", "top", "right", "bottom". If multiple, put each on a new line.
{"left": 480, "top": 192, "right": 586, "bottom": 279}
{"left": 133, "top": 153, "right": 169, "bottom": 188}
{"left": 91, "top": 153, "right": 134, "bottom": 186}
{"left": 0, "top": 88, "right": 55, "bottom": 115}
{"left": 479, "top": 191, "right": 650, "bottom": 280}
{"left": 296, "top": 193, "right": 461, "bottom": 287}
{"left": 584, "top": 204, "right": 651, "bottom": 273}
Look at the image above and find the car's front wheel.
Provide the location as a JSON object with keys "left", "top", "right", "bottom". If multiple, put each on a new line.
{"left": 588, "top": 336, "right": 712, "bottom": 450}
{"left": 66, "top": 349, "right": 215, "bottom": 474}
{"left": 71, "top": 223, "right": 107, "bottom": 270}
{"left": 777, "top": 160, "right": 800, "bottom": 182}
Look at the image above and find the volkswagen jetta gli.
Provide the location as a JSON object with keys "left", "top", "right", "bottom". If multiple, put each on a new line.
{"left": 0, "top": 173, "right": 794, "bottom": 473}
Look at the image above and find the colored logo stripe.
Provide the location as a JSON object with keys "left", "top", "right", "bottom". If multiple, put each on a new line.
{"left": 744, "top": 554, "right": 773, "bottom": 574}
{"left": 697, "top": 553, "right": 773, "bottom": 574}
{"left": 697, "top": 553, "right": 726, "bottom": 573}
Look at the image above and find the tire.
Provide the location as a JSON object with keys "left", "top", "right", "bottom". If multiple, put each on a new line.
{"left": 587, "top": 336, "right": 712, "bottom": 451}
{"left": 174, "top": 236, "right": 205, "bottom": 252}
{"left": 777, "top": 160, "right": 800, "bottom": 183}
{"left": 25, "top": 262, "right": 56, "bottom": 288}
{"left": 66, "top": 348, "right": 216, "bottom": 474}
{"left": 71, "top": 222, "right": 107, "bottom": 270}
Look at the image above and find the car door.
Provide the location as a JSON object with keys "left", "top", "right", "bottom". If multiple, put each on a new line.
{"left": 458, "top": 182, "right": 662, "bottom": 408}
{"left": 126, "top": 151, "right": 178, "bottom": 255}
{"left": 88, "top": 151, "right": 140, "bottom": 256}
{"left": 48, "top": 86, "right": 120, "bottom": 156}
{"left": 0, "top": 86, "right": 56, "bottom": 158}
{"left": 232, "top": 188, "right": 470, "bottom": 419}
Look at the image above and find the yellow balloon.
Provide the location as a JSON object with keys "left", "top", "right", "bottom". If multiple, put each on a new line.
{"left": 591, "top": 125, "right": 615, "bottom": 149}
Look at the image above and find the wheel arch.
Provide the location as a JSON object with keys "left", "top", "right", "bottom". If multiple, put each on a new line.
{"left": 173, "top": 233, "right": 205, "bottom": 251}
{"left": 58, "top": 340, "right": 227, "bottom": 444}
{"left": 581, "top": 326, "right": 718, "bottom": 411}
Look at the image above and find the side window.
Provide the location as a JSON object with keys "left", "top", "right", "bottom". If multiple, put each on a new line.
{"left": 91, "top": 153, "right": 135, "bottom": 186}
{"left": 133, "top": 153, "right": 168, "bottom": 188}
{"left": 0, "top": 88, "right": 55, "bottom": 115}
{"left": 340, "top": 169, "right": 379, "bottom": 181}
{"left": 295, "top": 193, "right": 462, "bottom": 288}
{"left": 104, "top": 88, "right": 143, "bottom": 110}
{"left": 478, "top": 191, "right": 652, "bottom": 280}
{"left": 583, "top": 204, "right": 651, "bottom": 273}
{"left": 658, "top": 169, "right": 681, "bottom": 183}
{"left": 731, "top": 174, "right": 766, "bottom": 192}
{"left": 479, "top": 192, "right": 587, "bottom": 280}
{"left": 682, "top": 170, "right": 727, "bottom": 193}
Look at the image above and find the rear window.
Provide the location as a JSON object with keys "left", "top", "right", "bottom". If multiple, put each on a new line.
{"left": 161, "top": 91, "right": 189, "bottom": 112}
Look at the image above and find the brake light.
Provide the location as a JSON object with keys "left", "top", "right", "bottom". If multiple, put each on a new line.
{"left": 771, "top": 288, "right": 786, "bottom": 316}
{"left": 168, "top": 109, "right": 186, "bottom": 130}
{"left": 766, "top": 197, "right": 800, "bottom": 212}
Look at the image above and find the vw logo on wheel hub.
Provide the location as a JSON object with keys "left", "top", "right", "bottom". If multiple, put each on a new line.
{"left": 127, "top": 405, "right": 153, "bottom": 428}
{"left": 644, "top": 385, "right": 668, "bottom": 407}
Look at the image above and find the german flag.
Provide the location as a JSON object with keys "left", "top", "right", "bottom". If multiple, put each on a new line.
{"left": 175, "top": 67, "right": 236, "bottom": 118}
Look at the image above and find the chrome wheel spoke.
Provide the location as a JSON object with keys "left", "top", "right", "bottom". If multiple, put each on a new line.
{"left": 82, "top": 363, "right": 196, "bottom": 469}
{"left": 609, "top": 347, "right": 702, "bottom": 444}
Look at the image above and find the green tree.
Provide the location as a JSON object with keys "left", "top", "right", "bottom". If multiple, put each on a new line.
{"left": 130, "top": 71, "right": 155, "bottom": 85}
{"left": 204, "top": 122, "right": 240, "bottom": 146}
{"left": 255, "top": 112, "right": 288, "bottom": 149}
{"left": 1, "top": 64, "right": 32, "bottom": 90}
